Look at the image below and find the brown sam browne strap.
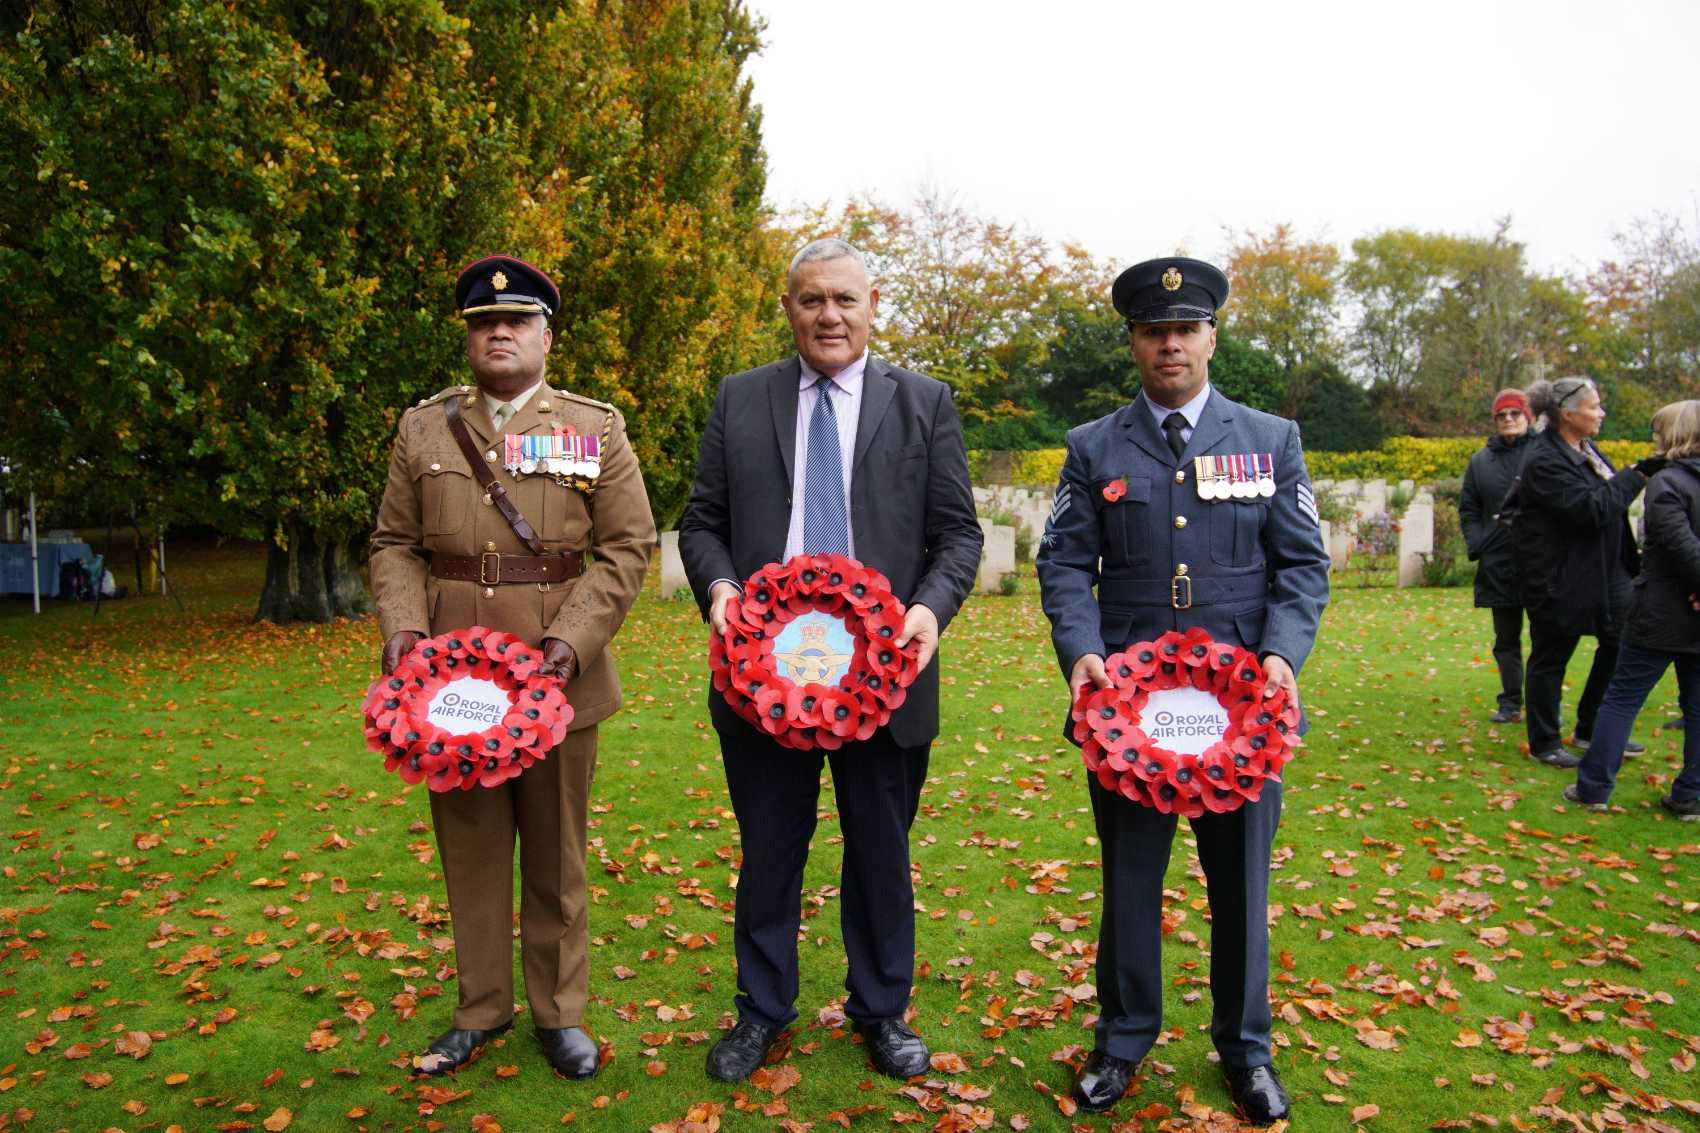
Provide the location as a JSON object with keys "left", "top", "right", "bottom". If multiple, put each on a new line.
{"left": 445, "top": 394, "right": 548, "bottom": 556}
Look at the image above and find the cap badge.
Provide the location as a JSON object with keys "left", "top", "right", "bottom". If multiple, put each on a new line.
{"left": 1161, "top": 266, "right": 1183, "bottom": 292}
{"left": 491, "top": 270, "right": 509, "bottom": 290}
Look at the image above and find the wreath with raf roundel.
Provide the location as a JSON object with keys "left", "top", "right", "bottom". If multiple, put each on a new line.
{"left": 1071, "top": 627, "right": 1298, "bottom": 817}
{"left": 709, "top": 553, "right": 921, "bottom": 751}
{"left": 362, "top": 626, "right": 573, "bottom": 791}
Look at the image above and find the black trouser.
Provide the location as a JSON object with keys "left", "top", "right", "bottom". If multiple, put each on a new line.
{"left": 1525, "top": 598, "right": 1627, "bottom": 753}
{"left": 1490, "top": 605, "right": 1525, "bottom": 712}
{"left": 719, "top": 727, "right": 929, "bottom": 1030}
{"left": 1089, "top": 777, "right": 1282, "bottom": 1071}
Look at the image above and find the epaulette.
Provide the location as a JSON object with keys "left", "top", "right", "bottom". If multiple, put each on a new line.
{"left": 551, "top": 389, "right": 616, "bottom": 415}
{"left": 412, "top": 385, "right": 473, "bottom": 410}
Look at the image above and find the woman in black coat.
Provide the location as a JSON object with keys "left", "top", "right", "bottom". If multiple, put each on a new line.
{"left": 1512, "top": 376, "right": 1657, "bottom": 767}
{"left": 1568, "top": 401, "right": 1700, "bottom": 817}
{"left": 1460, "top": 389, "right": 1533, "bottom": 723}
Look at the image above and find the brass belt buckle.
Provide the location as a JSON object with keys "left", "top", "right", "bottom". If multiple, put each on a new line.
{"left": 1171, "top": 573, "right": 1192, "bottom": 610}
{"left": 480, "top": 551, "right": 501, "bottom": 585}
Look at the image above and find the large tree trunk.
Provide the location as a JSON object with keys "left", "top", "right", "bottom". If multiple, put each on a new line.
{"left": 254, "top": 523, "right": 375, "bottom": 623}
{"left": 326, "top": 533, "right": 374, "bottom": 618}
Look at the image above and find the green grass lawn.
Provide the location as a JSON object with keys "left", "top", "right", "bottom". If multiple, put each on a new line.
{"left": 1, "top": 544, "right": 1695, "bottom": 1133}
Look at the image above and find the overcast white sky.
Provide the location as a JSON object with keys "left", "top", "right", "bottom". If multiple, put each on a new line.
{"left": 744, "top": 0, "right": 1700, "bottom": 278}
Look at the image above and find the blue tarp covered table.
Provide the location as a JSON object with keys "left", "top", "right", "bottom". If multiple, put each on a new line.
{"left": 0, "top": 542, "right": 95, "bottom": 598}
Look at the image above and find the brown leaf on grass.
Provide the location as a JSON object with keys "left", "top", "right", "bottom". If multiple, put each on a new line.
{"left": 748, "top": 1063, "right": 801, "bottom": 1096}
{"left": 80, "top": 1071, "right": 114, "bottom": 1088}
{"left": 1352, "top": 1102, "right": 1380, "bottom": 1121}
{"left": 644, "top": 1060, "right": 668, "bottom": 1077}
{"left": 64, "top": 1041, "right": 105, "bottom": 1059}
{"left": 164, "top": 1071, "right": 190, "bottom": 1086}
{"left": 261, "top": 1106, "right": 292, "bottom": 1131}
{"left": 470, "top": 1115, "right": 502, "bottom": 1133}
{"left": 929, "top": 1051, "right": 968, "bottom": 1074}
{"left": 115, "top": 1030, "right": 153, "bottom": 1059}
{"left": 495, "top": 1064, "right": 519, "bottom": 1078}
{"left": 1352, "top": 1018, "right": 1399, "bottom": 1050}
{"left": 122, "top": 1099, "right": 148, "bottom": 1115}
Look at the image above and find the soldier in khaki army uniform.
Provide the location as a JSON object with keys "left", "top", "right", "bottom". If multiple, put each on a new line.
{"left": 370, "top": 256, "right": 656, "bottom": 1078}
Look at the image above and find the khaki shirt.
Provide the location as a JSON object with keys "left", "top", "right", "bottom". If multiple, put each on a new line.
{"left": 370, "top": 382, "right": 657, "bottom": 730}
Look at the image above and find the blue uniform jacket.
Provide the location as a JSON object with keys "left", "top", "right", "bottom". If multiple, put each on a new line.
{"left": 1036, "top": 388, "right": 1330, "bottom": 683}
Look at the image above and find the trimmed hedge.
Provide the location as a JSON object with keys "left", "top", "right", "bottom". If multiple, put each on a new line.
{"left": 971, "top": 435, "right": 1655, "bottom": 490}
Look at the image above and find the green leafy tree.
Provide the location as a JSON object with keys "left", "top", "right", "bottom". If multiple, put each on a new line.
{"left": 0, "top": 0, "right": 772, "bottom": 620}
{"left": 1291, "top": 363, "right": 1383, "bottom": 452}
{"left": 1222, "top": 223, "right": 1342, "bottom": 415}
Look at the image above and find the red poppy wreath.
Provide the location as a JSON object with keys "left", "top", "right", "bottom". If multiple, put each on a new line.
{"left": 1071, "top": 628, "right": 1298, "bottom": 817}
{"left": 709, "top": 554, "right": 921, "bottom": 751}
{"left": 362, "top": 627, "right": 573, "bottom": 791}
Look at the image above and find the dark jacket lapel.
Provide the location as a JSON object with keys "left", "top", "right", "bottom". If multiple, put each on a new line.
{"left": 1122, "top": 395, "right": 1177, "bottom": 467}
{"left": 768, "top": 358, "right": 802, "bottom": 485}
{"left": 1183, "top": 388, "right": 1235, "bottom": 459}
{"left": 852, "top": 356, "right": 898, "bottom": 477}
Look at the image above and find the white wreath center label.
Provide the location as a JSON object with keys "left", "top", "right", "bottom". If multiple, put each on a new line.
{"left": 426, "top": 677, "right": 513, "bottom": 731}
{"left": 1141, "top": 685, "right": 1231, "bottom": 755}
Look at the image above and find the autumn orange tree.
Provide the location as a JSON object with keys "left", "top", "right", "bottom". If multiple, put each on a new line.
{"left": 0, "top": 0, "right": 773, "bottom": 621}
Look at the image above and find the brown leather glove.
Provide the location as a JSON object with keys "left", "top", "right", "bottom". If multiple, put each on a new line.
{"left": 382, "top": 630, "right": 422, "bottom": 674}
{"left": 540, "top": 637, "right": 577, "bottom": 681}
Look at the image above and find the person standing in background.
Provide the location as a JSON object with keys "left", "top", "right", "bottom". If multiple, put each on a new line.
{"left": 1514, "top": 376, "right": 1658, "bottom": 769}
{"left": 1460, "top": 389, "right": 1534, "bottom": 724}
{"left": 1565, "top": 400, "right": 1700, "bottom": 817}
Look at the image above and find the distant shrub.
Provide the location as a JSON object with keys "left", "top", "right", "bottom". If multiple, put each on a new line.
{"left": 973, "top": 435, "right": 1654, "bottom": 492}
{"left": 1420, "top": 497, "right": 1474, "bottom": 587}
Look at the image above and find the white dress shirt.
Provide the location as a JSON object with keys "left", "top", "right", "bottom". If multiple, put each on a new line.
{"left": 783, "top": 352, "right": 865, "bottom": 560}
{"left": 1140, "top": 382, "right": 1211, "bottom": 447}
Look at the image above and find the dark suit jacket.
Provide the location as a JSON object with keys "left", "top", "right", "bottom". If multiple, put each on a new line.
{"left": 679, "top": 355, "right": 983, "bottom": 747}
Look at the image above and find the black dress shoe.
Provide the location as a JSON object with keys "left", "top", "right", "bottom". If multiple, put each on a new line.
{"left": 1225, "top": 1064, "right": 1291, "bottom": 1125}
{"left": 1071, "top": 1049, "right": 1136, "bottom": 1112}
{"left": 1490, "top": 707, "right": 1521, "bottom": 724}
{"left": 413, "top": 1020, "right": 513, "bottom": 1076}
{"left": 537, "top": 1026, "right": 599, "bottom": 1078}
{"left": 705, "top": 1019, "right": 777, "bottom": 1082}
{"left": 855, "top": 1019, "right": 929, "bottom": 1079}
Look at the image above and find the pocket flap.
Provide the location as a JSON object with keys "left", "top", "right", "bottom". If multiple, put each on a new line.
{"left": 411, "top": 452, "right": 469, "bottom": 479}
{"left": 1091, "top": 475, "right": 1152, "bottom": 509}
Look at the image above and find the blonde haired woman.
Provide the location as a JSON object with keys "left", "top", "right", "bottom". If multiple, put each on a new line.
{"left": 1567, "top": 401, "right": 1700, "bottom": 817}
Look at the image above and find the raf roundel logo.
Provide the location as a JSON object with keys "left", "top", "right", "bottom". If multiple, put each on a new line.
{"left": 491, "top": 270, "right": 509, "bottom": 290}
{"left": 1161, "top": 266, "right": 1183, "bottom": 292}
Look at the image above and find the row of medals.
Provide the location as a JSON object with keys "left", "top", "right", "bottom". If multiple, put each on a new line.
{"left": 504, "top": 432, "right": 601, "bottom": 481}
{"left": 1193, "top": 454, "right": 1276, "bottom": 500}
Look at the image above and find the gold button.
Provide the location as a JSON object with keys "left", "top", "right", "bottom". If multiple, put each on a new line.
{"left": 1175, "top": 469, "right": 1186, "bottom": 484}
{"left": 464, "top": 397, "right": 476, "bottom": 407}
{"left": 537, "top": 401, "right": 551, "bottom": 411}
{"left": 485, "top": 450, "right": 497, "bottom": 462}
{"left": 1176, "top": 563, "right": 1188, "bottom": 575}
{"left": 483, "top": 586, "right": 495, "bottom": 598}
{"left": 485, "top": 541, "right": 497, "bottom": 552}
{"left": 1174, "top": 515, "right": 1188, "bottom": 529}
{"left": 429, "top": 462, "right": 441, "bottom": 471}
{"left": 482, "top": 493, "right": 493, "bottom": 506}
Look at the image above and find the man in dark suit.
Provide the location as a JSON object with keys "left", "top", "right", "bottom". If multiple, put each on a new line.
{"left": 679, "top": 238, "right": 982, "bottom": 1083}
{"left": 1035, "top": 259, "right": 1329, "bottom": 1126}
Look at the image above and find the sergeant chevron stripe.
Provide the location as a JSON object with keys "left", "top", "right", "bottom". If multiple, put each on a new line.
{"left": 1296, "top": 481, "right": 1318, "bottom": 526}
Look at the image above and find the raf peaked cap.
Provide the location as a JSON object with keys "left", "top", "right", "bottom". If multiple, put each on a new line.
{"left": 455, "top": 255, "right": 559, "bottom": 320}
{"left": 1112, "top": 257, "right": 1229, "bottom": 324}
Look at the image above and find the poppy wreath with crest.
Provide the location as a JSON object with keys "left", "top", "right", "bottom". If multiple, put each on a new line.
{"left": 1071, "top": 627, "right": 1298, "bottom": 817}
{"left": 362, "top": 626, "right": 573, "bottom": 792}
{"left": 709, "top": 553, "right": 921, "bottom": 751}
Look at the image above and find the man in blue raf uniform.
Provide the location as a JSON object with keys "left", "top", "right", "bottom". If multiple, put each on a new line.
{"left": 1035, "top": 257, "right": 1329, "bottom": 1125}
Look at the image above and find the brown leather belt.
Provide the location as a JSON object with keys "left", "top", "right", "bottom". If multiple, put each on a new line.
{"left": 430, "top": 551, "right": 585, "bottom": 585}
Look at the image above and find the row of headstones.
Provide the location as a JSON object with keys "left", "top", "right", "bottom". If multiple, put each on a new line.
{"left": 656, "top": 516, "right": 1020, "bottom": 599}
{"left": 1310, "top": 478, "right": 1432, "bottom": 585}
{"left": 652, "top": 477, "right": 1439, "bottom": 597}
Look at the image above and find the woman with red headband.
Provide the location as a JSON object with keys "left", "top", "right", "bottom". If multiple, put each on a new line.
{"left": 1460, "top": 389, "right": 1534, "bottom": 724}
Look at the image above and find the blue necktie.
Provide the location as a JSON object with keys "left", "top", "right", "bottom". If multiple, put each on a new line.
{"left": 802, "top": 380, "right": 849, "bottom": 555}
